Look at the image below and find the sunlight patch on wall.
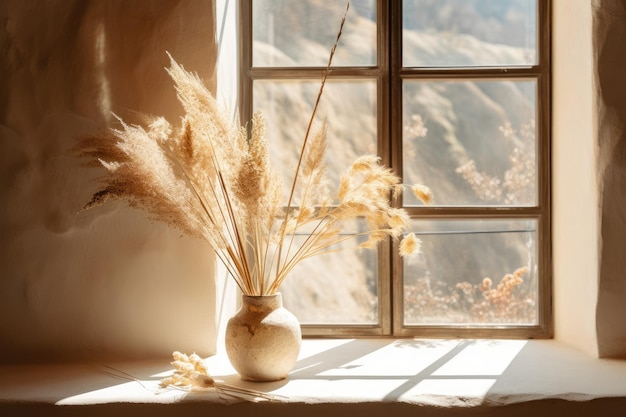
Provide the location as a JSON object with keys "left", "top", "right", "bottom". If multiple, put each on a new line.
{"left": 95, "top": 22, "right": 111, "bottom": 122}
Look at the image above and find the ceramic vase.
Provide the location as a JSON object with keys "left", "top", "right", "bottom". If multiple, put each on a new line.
{"left": 225, "top": 293, "right": 301, "bottom": 381}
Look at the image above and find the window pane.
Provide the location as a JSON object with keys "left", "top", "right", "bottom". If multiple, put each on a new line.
{"left": 254, "top": 80, "right": 377, "bottom": 202}
{"left": 402, "top": 0, "right": 537, "bottom": 67}
{"left": 403, "top": 80, "right": 537, "bottom": 206}
{"left": 279, "top": 224, "right": 379, "bottom": 325}
{"left": 253, "top": 0, "right": 376, "bottom": 67}
{"left": 403, "top": 219, "right": 538, "bottom": 325}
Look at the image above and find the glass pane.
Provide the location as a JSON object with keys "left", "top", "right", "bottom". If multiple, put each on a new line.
{"left": 254, "top": 80, "right": 377, "bottom": 202}
{"left": 403, "top": 219, "right": 538, "bottom": 325}
{"left": 256, "top": 79, "right": 379, "bottom": 325}
{"left": 403, "top": 0, "right": 537, "bottom": 67}
{"left": 253, "top": 0, "right": 376, "bottom": 67}
{"left": 279, "top": 224, "right": 379, "bottom": 325}
{"left": 403, "top": 80, "right": 537, "bottom": 206}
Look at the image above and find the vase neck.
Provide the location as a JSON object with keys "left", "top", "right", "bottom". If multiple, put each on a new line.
{"left": 241, "top": 293, "right": 282, "bottom": 312}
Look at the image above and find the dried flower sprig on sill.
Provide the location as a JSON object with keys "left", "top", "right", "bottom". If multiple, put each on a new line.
{"left": 159, "top": 351, "right": 284, "bottom": 401}
{"left": 74, "top": 0, "right": 431, "bottom": 296}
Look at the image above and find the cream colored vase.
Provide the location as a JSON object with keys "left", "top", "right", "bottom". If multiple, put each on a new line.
{"left": 225, "top": 293, "right": 301, "bottom": 381}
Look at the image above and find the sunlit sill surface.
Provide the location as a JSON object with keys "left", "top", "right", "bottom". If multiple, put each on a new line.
{"left": 1, "top": 339, "right": 625, "bottom": 416}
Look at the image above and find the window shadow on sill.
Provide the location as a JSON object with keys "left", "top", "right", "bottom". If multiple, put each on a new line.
{"left": 219, "top": 338, "right": 626, "bottom": 407}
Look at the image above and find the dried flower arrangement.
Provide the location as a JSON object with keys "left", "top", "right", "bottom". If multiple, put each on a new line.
{"left": 75, "top": 1, "right": 430, "bottom": 297}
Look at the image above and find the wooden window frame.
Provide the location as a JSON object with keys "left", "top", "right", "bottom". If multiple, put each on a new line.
{"left": 239, "top": 0, "right": 552, "bottom": 338}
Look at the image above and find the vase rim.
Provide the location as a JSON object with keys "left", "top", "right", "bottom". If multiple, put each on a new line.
{"left": 239, "top": 292, "right": 283, "bottom": 309}
{"left": 241, "top": 292, "right": 281, "bottom": 299}
{"left": 241, "top": 292, "right": 283, "bottom": 302}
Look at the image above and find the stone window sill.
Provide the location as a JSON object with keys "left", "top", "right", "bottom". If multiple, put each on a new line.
{"left": 1, "top": 339, "right": 625, "bottom": 416}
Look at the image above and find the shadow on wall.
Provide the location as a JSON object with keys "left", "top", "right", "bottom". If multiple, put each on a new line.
{"left": 0, "top": 0, "right": 218, "bottom": 363}
{"left": 594, "top": 0, "right": 626, "bottom": 359}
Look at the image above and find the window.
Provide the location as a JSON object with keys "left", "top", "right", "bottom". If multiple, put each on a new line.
{"left": 240, "top": 0, "right": 551, "bottom": 338}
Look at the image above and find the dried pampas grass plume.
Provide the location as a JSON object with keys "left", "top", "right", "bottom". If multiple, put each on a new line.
{"left": 75, "top": 0, "right": 431, "bottom": 296}
{"left": 399, "top": 232, "right": 421, "bottom": 256}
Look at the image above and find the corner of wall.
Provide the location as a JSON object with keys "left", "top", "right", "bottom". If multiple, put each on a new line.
{"left": 592, "top": 0, "right": 626, "bottom": 359}
{"left": 552, "top": 0, "right": 600, "bottom": 357}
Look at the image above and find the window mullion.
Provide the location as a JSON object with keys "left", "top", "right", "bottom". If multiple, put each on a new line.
{"left": 239, "top": 0, "right": 252, "bottom": 128}
{"left": 389, "top": 0, "right": 405, "bottom": 336}
{"left": 378, "top": 0, "right": 392, "bottom": 335}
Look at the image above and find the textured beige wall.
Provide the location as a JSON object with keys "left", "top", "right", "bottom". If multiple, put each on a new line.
{"left": 553, "top": 0, "right": 626, "bottom": 358}
{"left": 0, "top": 0, "right": 218, "bottom": 362}
{"left": 552, "top": 0, "right": 599, "bottom": 356}
{"left": 2, "top": 0, "right": 626, "bottom": 362}
{"left": 593, "top": 0, "right": 626, "bottom": 358}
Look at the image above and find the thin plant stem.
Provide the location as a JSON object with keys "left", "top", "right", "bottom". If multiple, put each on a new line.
{"left": 276, "top": 0, "right": 350, "bottom": 277}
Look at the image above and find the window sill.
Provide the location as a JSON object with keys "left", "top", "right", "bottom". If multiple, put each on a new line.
{"left": 1, "top": 339, "right": 625, "bottom": 416}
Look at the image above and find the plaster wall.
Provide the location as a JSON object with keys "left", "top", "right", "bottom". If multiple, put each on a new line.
{"left": 0, "top": 0, "right": 219, "bottom": 362}
{"left": 2, "top": 0, "right": 626, "bottom": 363}
{"left": 553, "top": 0, "right": 626, "bottom": 358}
{"left": 552, "top": 0, "right": 599, "bottom": 356}
{"left": 593, "top": 0, "right": 626, "bottom": 358}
